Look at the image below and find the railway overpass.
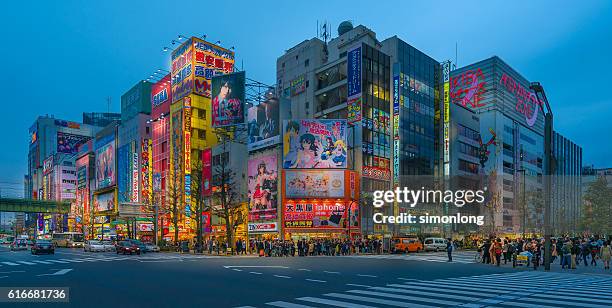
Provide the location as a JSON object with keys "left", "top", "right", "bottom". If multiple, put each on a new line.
{"left": 0, "top": 198, "right": 70, "bottom": 214}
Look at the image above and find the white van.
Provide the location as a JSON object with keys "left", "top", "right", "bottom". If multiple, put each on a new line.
{"left": 423, "top": 237, "right": 447, "bottom": 252}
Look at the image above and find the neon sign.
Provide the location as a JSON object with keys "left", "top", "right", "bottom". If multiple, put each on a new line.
{"left": 499, "top": 73, "right": 542, "bottom": 127}
{"left": 393, "top": 74, "right": 400, "bottom": 186}
{"left": 450, "top": 68, "right": 486, "bottom": 109}
{"left": 183, "top": 97, "right": 192, "bottom": 215}
{"left": 443, "top": 62, "right": 451, "bottom": 177}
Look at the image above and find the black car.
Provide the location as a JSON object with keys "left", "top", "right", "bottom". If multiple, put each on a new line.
{"left": 31, "top": 240, "right": 55, "bottom": 255}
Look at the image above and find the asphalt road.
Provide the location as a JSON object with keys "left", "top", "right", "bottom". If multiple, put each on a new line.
{"left": 0, "top": 246, "right": 610, "bottom": 308}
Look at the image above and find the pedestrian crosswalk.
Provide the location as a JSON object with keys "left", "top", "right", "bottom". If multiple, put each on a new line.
{"left": 260, "top": 271, "right": 612, "bottom": 308}
{"left": 347, "top": 251, "right": 477, "bottom": 264}
{"left": 0, "top": 254, "right": 223, "bottom": 267}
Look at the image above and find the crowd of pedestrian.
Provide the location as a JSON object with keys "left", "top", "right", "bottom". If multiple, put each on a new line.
{"left": 475, "top": 236, "right": 611, "bottom": 272}
{"left": 248, "top": 238, "right": 385, "bottom": 257}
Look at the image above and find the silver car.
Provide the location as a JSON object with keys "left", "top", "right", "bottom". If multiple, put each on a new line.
{"left": 102, "top": 241, "right": 116, "bottom": 252}
{"left": 83, "top": 240, "right": 105, "bottom": 252}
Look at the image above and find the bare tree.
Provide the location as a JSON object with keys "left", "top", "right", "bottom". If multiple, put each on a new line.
{"left": 166, "top": 168, "right": 182, "bottom": 245}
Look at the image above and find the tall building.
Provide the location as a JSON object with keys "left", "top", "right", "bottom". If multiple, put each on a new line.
{"left": 151, "top": 74, "right": 171, "bottom": 233}
{"left": 27, "top": 116, "right": 100, "bottom": 234}
{"left": 551, "top": 131, "right": 582, "bottom": 234}
{"left": 168, "top": 37, "right": 235, "bottom": 240}
{"left": 277, "top": 22, "right": 443, "bottom": 239}
{"left": 450, "top": 56, "right": 546, "bottom": 235}
{"left": 92, "top": 122, "right": 119, "bottom": 240}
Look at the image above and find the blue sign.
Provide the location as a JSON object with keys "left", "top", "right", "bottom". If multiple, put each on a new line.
{"left": 347, "top": 45, "right": 362, "bottom": 98}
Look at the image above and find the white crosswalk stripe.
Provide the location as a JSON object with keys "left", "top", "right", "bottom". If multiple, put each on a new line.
{"left": 17, "top": 261, "right": 37, "bottom": 265}
{"left": 0, "top": 253, "right": 222, "bottom": 268}
{"left": 347, "top": 251, "right": 477, "bottom": 264}
{"left": 262, "top": 271, "right": 612, "bottom": 308}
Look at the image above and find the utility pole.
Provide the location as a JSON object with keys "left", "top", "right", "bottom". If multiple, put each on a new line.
{"left": 530, "top": 82, "right": 554, "bottom": 271}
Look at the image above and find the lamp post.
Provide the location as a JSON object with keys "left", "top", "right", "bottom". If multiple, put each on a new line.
{"left": 530, "top": 82, "right": 554, "bottom": 271}
{"left": 517, "top": 169, "right": 526, "bottom": 239}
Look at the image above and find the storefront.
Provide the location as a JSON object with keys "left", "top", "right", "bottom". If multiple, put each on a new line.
{"left": 281, "top": 170, "right": 360, "bottom": 240}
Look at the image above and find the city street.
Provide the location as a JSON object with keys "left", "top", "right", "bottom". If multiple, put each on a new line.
{"left": 1, "top": 246, "right": 611, "bottom": 307}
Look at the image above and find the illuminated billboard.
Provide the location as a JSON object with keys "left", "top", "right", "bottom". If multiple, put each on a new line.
{"left": 183, "top": 97, "right": 192, "bottom": 215}
{"left": 201, "top": 149, "right": 212, "bottom": 196}
{"left": 290, "top": 74, "right": 305, "bottom": 96}
{"left": 347, "top": 44, "right": 362, "bottom": 124}
{"left": 94, "top": 191, "right": 114, "bottom": 212}
{"left": 247, "top": 97, "right": 280, "bottom": 151}
{"left": 57, "top": 132, "right": 90, "bottom": 154}
{"left": 247, "top": 153, "right": 278, "bottom": 222}
{"left": 283, "top": 201, "right": 358, "bottom": 230}
{"left": 95, "top": 137, "right": 115, "bottom": 189}
{"left": 151, "top": 74, "right": 171, "bottom": 118}
{"left": 443, "top": 61, "right": 451, "bottom": 177}
{"left": 284, "top": 170, "right": 345, "bottom": 199}
{"left": 141, "top": 139, "right": 152, "bottom": 205}
{"left": 211, "top": 71, "right": 245, "bottom": 127}
{"left": 171, "top": 37, "right": 235, "bottom": 103}
{"left": 282, "top": 119, "right": 347, "bottom": 169}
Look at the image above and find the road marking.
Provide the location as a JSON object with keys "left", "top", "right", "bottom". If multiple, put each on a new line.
{"left": 274, "top": 275, "right": 292, "bottom": 279}
{"left": 37, "top": 268, "right": 73, "bottom": 276}
{"left": 323, "top": 271, "right": 340, "bottom": 274}
{"left": 232, "top": 269, "right": 243, "bottom": 272}
{"left": 61, "top": 258, "right": 83, "bottom": 262}
{"left": 249, "top": 272, "right": 262, "bottom": 275}
{"left": 297, "top": 268, "right": 311, "bottom": 271}
{"left": 325, "top": 292, "right": 425, "bottom": 308}
{"left": 266, "top": 301, "right": 315, "bottom": 308}
{"left": 0, "top": 276, "right": 7, "bottom": 279}
{"left": 357, "top": 274, "right": 377, "bottom": 278}
{"left": 224, "top": 266, "right": 289, "bottom": 269}
{"left": 17, "top": 261, "right": 36, "bottom": 265}
{"left": 397, "top": 278, "right": 419, "bottom": 281}
{"left": 0, "top": 271, "right": 25, "bottom": 274}
{"left": 346, "top": 284, "right": 372, "bottom": 288}
{"left": 2, "top": 262, "right": 19, "bottom": 266}
{"left": 48, "top": 260, "right": 69, "bottom": 264}
{"left": 297, "top": 296, "right": 376, "bottom": 307}
{"left": 305, "top": 279, "right": 326, "bottom": 283}
{"left": 33, "top": 260, "right": 53, "bottom": 264}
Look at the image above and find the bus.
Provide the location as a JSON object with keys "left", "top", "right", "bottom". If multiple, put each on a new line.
{"left": 52, "top": 232, "right": 85, "bottom": 248}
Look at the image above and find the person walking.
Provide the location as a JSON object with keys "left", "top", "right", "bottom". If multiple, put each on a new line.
{"left": 600, "top": 241, "right": 611, "bottom": 270}
{"left": 494, "top": 238, "right": 503, "bottom": 267}
{"left": 446, "top": 238, "right": 453, "bottom": 262}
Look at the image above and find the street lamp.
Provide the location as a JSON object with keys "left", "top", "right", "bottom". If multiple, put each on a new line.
{"left": 530, "top": 81, "right": 554, "bottom": 271}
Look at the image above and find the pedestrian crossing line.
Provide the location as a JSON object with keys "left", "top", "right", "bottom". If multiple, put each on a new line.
{"left": 61, "top": 258, "right": 82, "bottom": 262}
{"left": 33, "top": 260, "right": 53, "bottom": 264}
{"left": 323, "top": 292, "right": 433, "bottom": 308}
{"left": 2, "top": 262, "right": 20, "bottom": 266}
{"left": 347, "top": 289, "right": 458, "bottom": 306}
{"left": 47, "top": 260, "right": 68, "bottom": 264}
{"left": 257, "top": 271, "right": 612, "bottom": 308}
{"left": 266, "top": 301, "right": 315, "bottom": 308}
{"left": 297, "top": 296, "right": 376, "bottom": 308}
{"left": 17, "top": 261, "right": 36, "bottom": 265}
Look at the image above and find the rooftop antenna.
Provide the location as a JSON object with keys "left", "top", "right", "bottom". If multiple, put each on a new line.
{"left": 319, "top": 20, "right": 330, "bottom": 44}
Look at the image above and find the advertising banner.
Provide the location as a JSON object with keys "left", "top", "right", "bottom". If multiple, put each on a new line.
{"left": 362, "top": 166, "right": 391, "bottom": 181}
{"left": 290, "top": 75, "right": 306, "bottom": 96}
{"left": 211, "top": 71, "right": 245, "bottom": 127}
{"left": 77, "top": 166, "right": 87, "bottom": 189}
{"left": 131, "top": 141, "right": 139, "bottom": 202}
{"left": 283, "top": 201, "right": 354, "bottom": 229}
{"left": 171, "top": 38, "right": 194, "bottom": 103}
{"left": 117, "top": 144, "right": 129, "bottom": 202}
{"left": 284, "top": 170, "right": 345, "bottom": 198}
{"left": 393, "top": 71, "right": 400, "bottom": 186}
{"left": 247, "top": 154, "right": 278, "bottom": 221}
{"left": 95, "top": 139, "right": 115, "bottom": 189}
{"left": 202, "top": 212, "right": 211, "bottom": 233}
{"left": 43, "top": 155, "right": 54, "bottom": 175}
{"left": 141, "top": 139, "right": 152, "bottom": 204}
{"left": 57, "top": 132, "right": 90, "bottom": 154}
{"left": 153, "top": 172, "right": 161, "bottom": 192}
{"left": 282, "top": 119, "right": 347, "bottom": 169}
{"left": 247, "top": 97, "right": 280, "bottom": 151}
{"left": 193, "top": 37, "right": 235, "bottom": 98}
{"left": 443, "top": 62, "right": 451, "bottom": 176}
{"left": 248, "top": 222, "right": 278, "bottom": 233}
{"left": 151, "top": 74, "right": 171, "bottom": 118}
{"left": 201, "top": 149, "right": 212, "bottom": 196}
{"left": 347, "top": 44, "right": 362, "bottom": 124}
{"left": 183, "top": 97, "right": 192, "bottom": 216}
{"left": 94, "top": 191, "right": 114, "bottom": 212}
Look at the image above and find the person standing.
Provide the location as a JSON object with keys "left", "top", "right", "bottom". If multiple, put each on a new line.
{"left": 446, "top": 238, "right": 453, "bottom": 262}
{"left": 600, "top": 241, "right": 611, "bottom": 270}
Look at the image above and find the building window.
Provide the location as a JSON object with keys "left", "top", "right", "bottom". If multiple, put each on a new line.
{"left": 458, "top": 159, "right": 478, "bottom": 174}
{"left": 161, "top": 141, "right": 167, "bottom": 153}
{"left": 146, "top": 126, "right": 150, "bottom": 134}
{"left": 304, "top": 59, "right": 309, "bottom": 67}
{"left": 199, "top": 129, "right": 207, "bottom": 139}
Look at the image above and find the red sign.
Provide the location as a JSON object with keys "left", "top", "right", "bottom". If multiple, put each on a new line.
{"left": 450, "top": 68, "right": 487, "bottom": 109}
{"left": 248, "top": 222, "right": 278, "bottom": 232}
{"left": 201, "top": 149, "right": 212, "bottom": 196}
{"left": 283, "top": 201, "right": 348, "bottom": 229}
{"left": 362, "top": 166, "right": 391, "bottom": 181}
{"left": 202, "top": 211, "right": 211, "bottom": 233}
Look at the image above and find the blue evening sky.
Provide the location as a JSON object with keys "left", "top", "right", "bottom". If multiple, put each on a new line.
{"left": 1, "top": 0, "right": 610, "bottom": 197}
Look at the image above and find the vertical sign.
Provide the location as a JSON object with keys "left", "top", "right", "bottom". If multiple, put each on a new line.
{"left": 443, "top": 61, "right": 451, "bottom": 177}
{"left": 141, "top": 139, "right": 152, "bottom": 204}
{"left": 183, "top": 97, "right": 192, "bottom": 216}
{"left": 131, "top": 141, "right": 139, "bottom": 202}
{"left": 201, "top": 148, "right": 212, "bottom": 196}
{"left": 393, "top": 72, "right": 400, "bottom": 187}
{"left": 347, "top": 44, "right": 362, "bottom": 124}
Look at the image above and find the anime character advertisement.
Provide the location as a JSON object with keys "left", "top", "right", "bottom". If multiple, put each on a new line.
{"left": 247, "top": 154, "right": 278, "bottom": 221}
{"left": 211, "top": 71, "right": 245, "bottom": 127}
{"left": 282, "top": 119, "right": 347, "bottom": 169}
{"left": 284, "top": 170, "right": 345, "bottom": 198}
